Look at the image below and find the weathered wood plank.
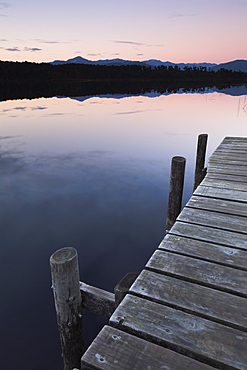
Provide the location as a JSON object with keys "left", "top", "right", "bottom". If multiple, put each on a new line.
{"left": 81, "top": 325, "right": 214, "bottom": 370}
{"left": 207, "top": 164, "right": 247, "bottom": 176}
{"left": 170, "top": 221, "right": 247, "bottom": 250}
{"left": 158, "top": 233, "right": 247, "bottom": 270}
{"left": 177, "top": 207, "right": 247, "bottom": 234}
{"left": 110, "top": 295, "right": 247, "bottom": 369}
{"left": 206, "top": 172, "right": 247, "bottom": 183}
{"left": 194, "top": 184, "right": 247, "bottom": 202}
{"left": 214, "top": 147, "right": 247, "bottom": 154}
{"left": 146, "top": 250, "right": 247, "bottom": 297}
{"left": 222, "top": 136, "right": 247, "bottom": 141}
{"left": 220, "top": 138, "right": 247, "bottom": 144}
{"left": 80, "top": 282, "right": 115, "bottom": 318}
{"left": 201, "top": 177, "right": 247, "bottom": 192}
{"left": 209, "top": 158, "right": 247, "bottom": 166}
{"left": 130, "top": 269, "right": 247, "bottom": 331}
{"left": 210, "top": 153, "right": 247, "bottom": 162}
{"left": 186, "top": 195, "right": 247, "bottom": 217}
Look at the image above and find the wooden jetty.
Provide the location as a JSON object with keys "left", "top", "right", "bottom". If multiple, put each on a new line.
{"left": 51, "top": 136, "right": 247, "bottom": 370}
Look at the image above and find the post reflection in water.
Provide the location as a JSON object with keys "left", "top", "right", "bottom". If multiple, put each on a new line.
{"left": 0, "top": 88, "right": 246, "bottom": 369}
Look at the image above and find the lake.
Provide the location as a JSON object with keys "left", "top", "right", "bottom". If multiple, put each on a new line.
{"left": 0, "top": 86, "right": 247, "bottom": 369}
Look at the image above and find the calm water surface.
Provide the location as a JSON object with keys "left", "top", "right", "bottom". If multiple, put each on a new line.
{"left": 0, "top": 89, "right": 247, "bottom": 369}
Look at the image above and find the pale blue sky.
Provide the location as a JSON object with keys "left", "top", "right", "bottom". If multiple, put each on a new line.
{"left": 0, "top": 0, "right": 246, "bottom": 63}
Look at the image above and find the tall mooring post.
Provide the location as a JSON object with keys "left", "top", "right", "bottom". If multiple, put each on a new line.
{"left": 166, "top": 156, "right": 186, "bottom": 233}
{"left": 193, "top": 133, "right": 208, "bottom": 191}
{"left": 50, "top": 247, "right": 84, "bottom": 370}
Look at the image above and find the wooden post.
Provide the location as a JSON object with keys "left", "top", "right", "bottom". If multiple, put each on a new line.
{"left": 50, "top": 247, "right": 84, "bottom": 370}
{"left": 114, "top": 272, "right": 139, "bottom": 307}
{"left": 193, "top": 133, "right": 208, "bottom": 191}
{"left": 166, "top": 156, "right": 186, "bottom": 233}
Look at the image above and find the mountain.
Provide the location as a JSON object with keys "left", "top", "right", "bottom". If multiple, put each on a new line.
{"left": 51, "top": 56, "right": 93, "bottom": 65}
{"left": 142, "top": 59, "right": 217, "bottom": 69}
{"left": 50, "top": 56, "right": 247, "bottom": 72}
{"left": 50, "top": 56, "right": 218, "bottom": 70}
{"left": 212, "top": 60, "right": 247, "bottom": 72}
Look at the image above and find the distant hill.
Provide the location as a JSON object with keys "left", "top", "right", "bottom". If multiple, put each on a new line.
{"left": 142, "top": 59, "right": 217, "bottom": 70}
{"left": 212, "top": 60, "right": 247, "bottom": 72}
{"left": 51, "top": 56, "right": 149, "bottom": 67}
{"left": 51, "top": 56, "right": 217, "bottom": 70}
{"left": 51, "top": 56, "right": 247, "bottom": 72}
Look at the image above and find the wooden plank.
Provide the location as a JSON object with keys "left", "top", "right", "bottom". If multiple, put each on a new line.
{"left": 210, "top": 153, "right": 247, "bottom": 161}
{"left": 186, "top": 195, "right": 247, "bottom": 217}
{"left": 81, "top": 325, "right": 214, "bottom": 370}
{"left": 158, "top": 233, "right": 247, "bottom": 270}
{"left": 222, "top": 136, "right": 247, "bottom": 141}
{"left": 213, "top": 146, "right": 247, "bottom": 153}
{"left": 207, "top": 164, "right": 247, "bottom": 176}
{"left": 221, "top": 139, "right": 247, "bottom": 145}
{"left": 110, "top": 295, "right": 247, "bottom": 369}
{"left": 199, "top": 177, "right": 247, "bottom": 192}
{"left": 206, "top": 172, "right": 247, "bottom": 183}
{"left": 130, "top": 269, "right": 247, "bottom": 331}
{"left": 194, "top": 184, "right": 247, "bottom": 202}
{"left": 146, "top": 250, "right": 247, "bottom": 297}
{"left": 177, "top": 207, "right": 247, "bottom": 234}
{"left": 209, "top": 158, "right": 247, "bottom": 166}
{"left": 170, "top": 221, "right": 247, "bottom": 250}
{"left": 80, "top": 282, "right": 115, "bottom": 318}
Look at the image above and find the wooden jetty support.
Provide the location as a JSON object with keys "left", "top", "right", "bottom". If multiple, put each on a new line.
{"left": 51, "top": 136, "right": 247, "bottom": 370}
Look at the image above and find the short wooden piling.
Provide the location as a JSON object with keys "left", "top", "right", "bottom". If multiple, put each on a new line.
{"left": 193, "top": 133, "right": 208, "bottom": 191}
{"left": 114, "top": 272, "right": 139, "bottom": 307}
{"left": 50, "top": 247, "right": 84, "bottom": 370}
{"left": 166, "top": 156, "right": 186, "bottom": 232}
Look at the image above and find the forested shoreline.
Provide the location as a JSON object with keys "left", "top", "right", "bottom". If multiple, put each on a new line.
{"left": 1, "top": 60, "right": 246, "bottom": 101}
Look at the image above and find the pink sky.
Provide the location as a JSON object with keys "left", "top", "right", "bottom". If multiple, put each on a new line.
{"left": 0, "top": 0, "right": 246, "bottom": 64}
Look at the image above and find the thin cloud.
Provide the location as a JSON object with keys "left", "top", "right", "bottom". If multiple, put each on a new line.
{"left": 24, "top": 47, "right": 42, "bottom": 52}
{"left": 115, "top": 110, "right": 144, "bottom": 115}
{"left": 30, "top": 106, "right": 47, "bottom": 111}
{"left": 5, "top": 47, "right": 20, "bottom": 52}
{"left": 0, "top": 2, "right": 9, "bottom": 8}
{"left": 87, "top": 53, "right": 102, "bottom": 57}
{"left": 0, "top": 135, "right": 22, "bottom": 140}
{"left": 113, "top": 40, "right": 146, "bottom": 46}
{"left": 112, "top": 40, "right": 164, "bottom": 48}
{"left": 168, "top": 12, "right": 198, "bottom": 18}
{"left": 34, "top": 39, "right": 71, "bottom": 44}
{"left": 0, "top": 1, "right": 9, "bottom": 16}
{"left": 0, "top": 38, "right": 7, "bottom": 41}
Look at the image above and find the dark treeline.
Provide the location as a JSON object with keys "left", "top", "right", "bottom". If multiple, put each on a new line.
{"left": 0, "top": 60, "right": 246, "bottom": 101}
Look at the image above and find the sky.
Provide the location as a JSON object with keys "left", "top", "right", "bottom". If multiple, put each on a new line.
{"left": 0, "top": 0, "right": 247, "bottom": 64}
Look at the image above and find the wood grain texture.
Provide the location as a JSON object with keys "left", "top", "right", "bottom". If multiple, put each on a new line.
{"left": 186, "top": 195, "right": 247, "bottom": 217}
{"left": 158, "top": 233, "right": 247, "bottom": 270}
{"left": 177, "top": 207, "right": 247, "bottom": 234}
{"left": 206, "top": 172, "right": 247, "bottom": 183}
{"left": 146, "top": 250, "right": 247, "bottom": 297}
{"left": 207, "top": 164, "right": 247, "bottom": 176}
{"left": 200, "top": 177, "right": 247, "bottom": 192}
{"left": 194, "top": 184, "right": 247, "bottom": 202}
{"left": 110, "top": 295, "right": 247, "bottom": 369}
{"left": 209, "top": 158, "right": 247, "bottom": 166}
{"left": 81, "top": 325, "right": 214, "bottom": 370}
{"left": 170, "top": 221, "right": 247, "bottom": 250}
{"left": 50, "top": 247, "right": 84, "bottom": 370}
{"left": 130, "top": 269, "right": 247, "bottom": 331}
{"left": 80, "top": 282, "right": 115, "bottom": 318}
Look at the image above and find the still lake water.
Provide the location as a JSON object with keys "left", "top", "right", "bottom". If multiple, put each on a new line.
{"left": 0, "top": 87, "right": 247, "bottom": 369}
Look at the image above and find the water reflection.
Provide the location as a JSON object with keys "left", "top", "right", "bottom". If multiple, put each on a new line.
{"left": 0, "top": 90, "right": 246, "bottom": 369}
